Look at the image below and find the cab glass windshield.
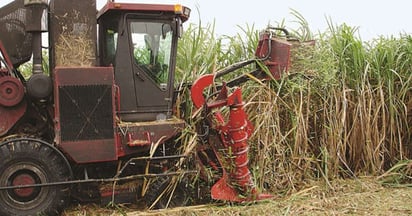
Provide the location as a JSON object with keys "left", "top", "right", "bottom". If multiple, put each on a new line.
{"left": 130, "top": 21, "right": 173, "bottom": 88}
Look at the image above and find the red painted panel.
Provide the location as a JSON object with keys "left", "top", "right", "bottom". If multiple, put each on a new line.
{"left": 0, "top": 101, "right": 26, "bottom": 136}
{"left": 117, "top": 119, "right": 185, "bottom": 156}
{"left": 54, "top": 67, "right": 114, "bottom": 86}
{"left": 0, "top": 41, "right": 13, "bottom": 69}
{"left": 97, "top": 2, "right": 190, "bottom": 22}
{"left": 60, "top": 139, "right": 117, "bottom": 163}
{"left": 54, "top": 67, "right": 118, "bottom": 163}
{"left": 255, "top": 33, "right": 291, "bottom": 80}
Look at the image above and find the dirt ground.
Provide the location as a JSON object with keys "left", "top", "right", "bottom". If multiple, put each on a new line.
{"left": 64, "top": 177, "right": 412, "bottom": 216}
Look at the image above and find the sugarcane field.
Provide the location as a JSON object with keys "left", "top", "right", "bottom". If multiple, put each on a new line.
{"left": 59, "top": 10, "right": 412, "bottom": 216}
{"left": 0, "top": 0, "right": 412, "bottom": 215}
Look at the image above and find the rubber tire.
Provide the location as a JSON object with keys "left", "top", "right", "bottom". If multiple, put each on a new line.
{"left": 144, "top": 176, "right": 190, "bottom": 209}
{"left": 0, "top": 139, "right": 71, "bottom": 216}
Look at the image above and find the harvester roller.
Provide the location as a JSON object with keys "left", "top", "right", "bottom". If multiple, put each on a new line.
{"left": 191, "top": 74, "right": 272, "bottom": 202}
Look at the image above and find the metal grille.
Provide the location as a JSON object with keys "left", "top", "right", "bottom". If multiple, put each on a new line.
{"left": 59, "top": 84, "right": 114, "bottom": 141}
{"left": 0, "top": 0, "right": 32, "bottom": 67}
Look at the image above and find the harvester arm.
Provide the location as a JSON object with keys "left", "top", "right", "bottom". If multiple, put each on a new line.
{"left": 215, "top": 27, "right": 292, "bottom": 88}
{"left": 191, "top": 73, "right": 272, "bottom": 202}
{"left": 190, "top": 26, "right": 294, "bottom": 202}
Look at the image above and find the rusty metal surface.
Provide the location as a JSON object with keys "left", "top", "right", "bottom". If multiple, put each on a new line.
{"left": 54, "top": 67, "right": 117, "bottom": 163}
{"left": 53, "top": 67, "right": 114, "bottom": 86}
{"left": 255, "top": 31, "right": 292, "bottom": 80}
{"left": 59, "top": 139, "right": 117, "bottom": 163}
{"left": 0, "top": 41, "right": 13, "bottom": 69}
{"left": 117, "top": 118, "right": 185, "bottom": 155}
{"left": 0, "top": 0, "right": 32, "bottom": 67}
{"left": 97, "top": 2, "right": 190, "bottom": 22}
{"left": 49, "top": 0, "right": 97, "bottom": 68}
{"left": 0, "top": 100, "right": 27, "bottom": 136}
{"left": 0, "top": 76, "right": 24, "bottom": 107}
{"left": 117, "top": 117, "right": 185, "bottom": 128}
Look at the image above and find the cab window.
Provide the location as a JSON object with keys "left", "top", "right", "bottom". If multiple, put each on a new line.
{"left": 130, "top": 21, "right": 173, "bottom": 89}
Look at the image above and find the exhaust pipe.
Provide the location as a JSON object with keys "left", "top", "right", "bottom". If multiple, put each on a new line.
{"left": 25, "top": 0, "right": 52, "bottom": 99}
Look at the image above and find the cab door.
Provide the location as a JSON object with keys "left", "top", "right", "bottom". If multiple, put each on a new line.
{"left": 110, "top": 18, "right": 178, "bottom": 122}
{"left": 129, "top": 20, "right": 174, "bottom": 112}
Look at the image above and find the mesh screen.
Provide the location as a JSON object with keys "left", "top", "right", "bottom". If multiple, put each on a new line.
{"left": 59, "top": 84, "right": 114, "bottom": 141}
{"left": 0, "top": 0, "right": 33, "bottom": 67}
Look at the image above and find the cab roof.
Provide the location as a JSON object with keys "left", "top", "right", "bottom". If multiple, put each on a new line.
{"left": 97, "top": 2, "right": 190, "bottom": 22}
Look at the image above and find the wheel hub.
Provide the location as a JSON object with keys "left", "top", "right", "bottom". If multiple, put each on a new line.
{"left": 0, "top": 76, "right": 24, "bottom": 107}
{"left": 1, "top": 163, "right": 45, "bottom": 204}
{"left": 11, "top": 173, "right": 36, "bottom": 198}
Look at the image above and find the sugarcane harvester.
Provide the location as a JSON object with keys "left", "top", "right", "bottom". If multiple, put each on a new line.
{"left": 0, "top": 0, "right": 292, "bottom": 215}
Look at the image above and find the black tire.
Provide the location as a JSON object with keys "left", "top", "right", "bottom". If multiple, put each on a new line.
{"left": 144, "top": 176, "right": 190, "bottom": 209}
{"left": 0, "top": 138, "right": 71, "bottom": 216}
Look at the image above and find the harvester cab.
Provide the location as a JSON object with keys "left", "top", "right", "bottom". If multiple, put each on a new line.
{"left": 97, "top": 2, "right": 190, "bottom": 122}
{"left": 0, "top": 0, "right": 293, "bottom": 215}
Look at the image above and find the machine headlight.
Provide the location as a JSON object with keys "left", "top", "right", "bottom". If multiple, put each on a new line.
{"left": 183, "top": 7, "right": 191, "bottom": 17}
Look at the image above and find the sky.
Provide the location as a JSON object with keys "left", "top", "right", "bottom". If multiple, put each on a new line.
{"left": 0, "top": 0, "right": 411, "bottom": 41}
